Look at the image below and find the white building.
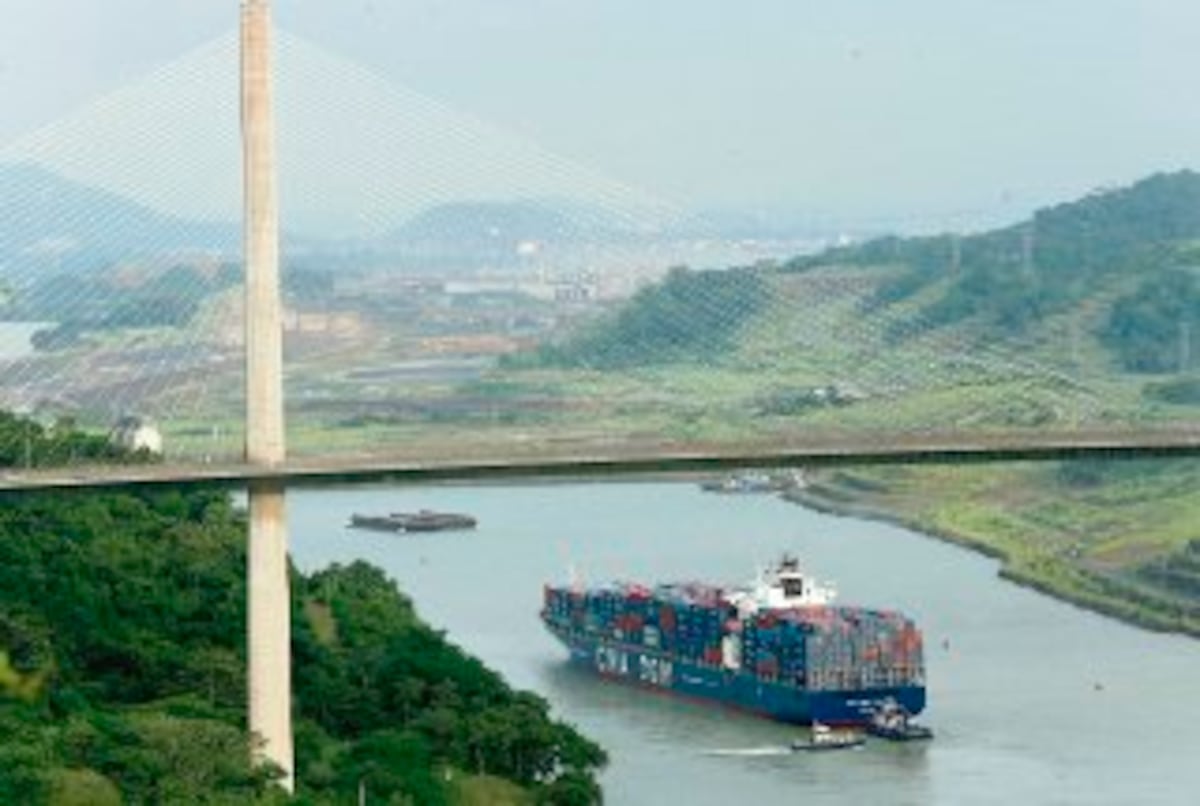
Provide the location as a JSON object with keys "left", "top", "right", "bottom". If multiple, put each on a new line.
{"left": 111, "top": 416, "right": 164, "bottom": 456}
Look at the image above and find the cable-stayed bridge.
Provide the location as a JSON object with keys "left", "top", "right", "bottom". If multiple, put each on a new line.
{"left": 2, "top": 426, "right": 1200, "bottom": 494}
{"left": 3, "top": 2, "right": 1200, "bottom": 791}
{"left": 2, "top": 21, "right": 1197, "bottom": 487}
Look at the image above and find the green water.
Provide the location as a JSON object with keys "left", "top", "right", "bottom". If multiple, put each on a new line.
{"left": 288, "top": 480, "right": 1200, "bottom": 805}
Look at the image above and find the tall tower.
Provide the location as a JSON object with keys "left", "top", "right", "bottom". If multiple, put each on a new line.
{"left": 241, "top": 0, "right": 293, "bottom": 792}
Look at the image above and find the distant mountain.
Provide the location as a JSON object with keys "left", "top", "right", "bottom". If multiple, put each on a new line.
{"left": 371, "top": 199, "right": 675, "bottom": 271}
{"left": 2, "top": 33, "right": 671, "bottom": 240}
{"left": 0, "top": 163, "right": 237, "bottom": 273}
{"left": 390, "top": 199, "right": 671, "bottom": 245}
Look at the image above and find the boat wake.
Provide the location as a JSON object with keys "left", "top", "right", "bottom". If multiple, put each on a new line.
{"left": 702, "top": 746, "right": 793, "bottom": 758}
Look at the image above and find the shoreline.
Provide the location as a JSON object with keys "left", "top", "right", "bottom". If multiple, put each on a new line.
{"left": 782, "top": 484, "right": 1200, "bottom": 640}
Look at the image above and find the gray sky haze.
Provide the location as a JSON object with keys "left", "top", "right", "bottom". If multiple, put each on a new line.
{"left": 2, "top": 1, "right": 1199, "bottom": 233}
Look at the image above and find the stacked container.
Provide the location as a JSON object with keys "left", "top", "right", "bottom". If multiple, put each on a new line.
{"left": 542, "top": 582, "right": 924, "bottom": 696}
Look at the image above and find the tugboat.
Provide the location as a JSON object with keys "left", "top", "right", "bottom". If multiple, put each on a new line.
{"left": 790, "top": 722, "right": 865, "bottom": 752}
{"left": 866, "top": 697, "right": 934, "bottom": 741}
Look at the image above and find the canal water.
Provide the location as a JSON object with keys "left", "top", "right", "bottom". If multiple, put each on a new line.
{"left": 287, "top": 481, "right": 1200, "bottom": 805}
{"left": 0, "top": 321, "right": 46, "bottom": 362}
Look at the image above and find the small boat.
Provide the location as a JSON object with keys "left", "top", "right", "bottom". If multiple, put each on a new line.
{"left": 348, "top": 510, "right": 477, "bottom": 533}
{"left": 699, "top": 469, "right": 806, "bottom": 494}
{"left": 348, "top": 514, "right": 405, "bottom": 532}
{"left": 865, "top": 697, "right": 934, "bottom": 741}
{"left": 790, "top": 722, "right": 865, "bottom": 752}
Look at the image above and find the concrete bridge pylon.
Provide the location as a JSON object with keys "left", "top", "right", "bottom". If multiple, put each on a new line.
{"left": 241, "top": 0, "right": 293, "bottom": 793}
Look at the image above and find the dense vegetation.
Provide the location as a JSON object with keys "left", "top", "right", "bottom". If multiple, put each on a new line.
{"left": 1, "top": 265, "right": 240, "bottom": 351}
{"left": 0, "top": 410, "right": 137, "bottom": 467}
{"left": 1102, "top": 268, "right": 1200, "bottom": 372}
{"left": 1143, "top": 375, "right": 1200, "bottom": 405}
{"left": 0, "top": 413, "right": 605, "bottom": 804}
{"left": 789, "top": 171, "right": 1200, "bottom": 356}
{"left": 1139, "top": 539, "right": 1200, "bottom": 600}
{"left": 517, "top": 266, "right": 769, "bottom": 369}
{"left": 797, "top": 459, "right": 1200, "bottom": 638}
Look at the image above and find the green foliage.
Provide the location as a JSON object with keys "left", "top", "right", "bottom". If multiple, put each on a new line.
{"left": 0, "top": 701, "right": 53, "bottom": 803}
{"left": 7, "top": 264, "right": 240, "bottom": 351}
{"left": 783, "top": 234, "right": 953, "bottom": 279}
{"left": 1143, "top": 375, "right": 1200, "bottom": 405}
{"left": 0, "top": 651, "right": 46, "bottom": 702}
{"left": 534, "top": 769, "right": 604, "bottom": 806}
{"left": 0, "top": 411, "right": 139, "bottom": 468}
{"left": 333, "top": 728, "right": 447, "bottom": 805}
{"left": 525, "top": 266, "right": 769, "bottom": 369}
{"left": 0, "top": 416, "right": 606, "bottom": 803}
{"left": 293, "top": 561, "right": 606, "bottom": 799}
{"left": 1138, "top": 539, "right": 1200, "bottom": 600}
{"left": 1054, "top": 458, "right": 1170, "bottom": 488}
{"left": 927, "top": 172, "right": 1200, "bottom": 331}
{"left": 796, "top": 171, "right": 1200, "bottom": 345}
{"left": 283, "top": 266, "right": 336, "bottom": 304}
{"left": 1103, "top": 270, "right": 1200, "bottom": 373}
{"left": 44, "top": 769, "right": 122, "bottom": 806}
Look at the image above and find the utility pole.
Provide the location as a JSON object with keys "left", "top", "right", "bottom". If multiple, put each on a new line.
{"left": 1181, "top": 320, "right": 1193, "bottom": 375}
{"left": 1021, "top": 226, "right": 1035, "bottom": 276}
{"left": 242, "top": 0, "right": 293, "bottom": 793}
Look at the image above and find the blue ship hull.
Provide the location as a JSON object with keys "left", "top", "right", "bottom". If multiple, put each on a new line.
{"left": 547, "top": 623, "right": 925, "bottom": 725}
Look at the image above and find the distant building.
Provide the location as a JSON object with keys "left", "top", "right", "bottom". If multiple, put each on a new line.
{"left": 111, "top": 416, "right": 163, "bottom": 456}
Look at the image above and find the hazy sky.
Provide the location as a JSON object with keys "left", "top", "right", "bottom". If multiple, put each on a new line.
{"left": 3, "top": 1, "right": 1200, "bottom": 229}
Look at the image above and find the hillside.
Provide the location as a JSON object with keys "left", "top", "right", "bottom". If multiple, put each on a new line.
{"left": 0, "top": 164, "right": 237, "bottom": 271}
{"left": 793, "top": 458, "right": 1200, "bottom": 638}
{"left": 0, "top": 413, "right": 605, "bottom": 804}
{"left": 788, "top": 171, "right": 1200, "bottom": 368}
{"left": 519, "top": 265, "right": 771, "bottom": 369}
{"left": 496, "top": 171, "right": 1200, "bottom": 436}
{"left": 531, "top": 171, "right": 1197, "bottom": 377}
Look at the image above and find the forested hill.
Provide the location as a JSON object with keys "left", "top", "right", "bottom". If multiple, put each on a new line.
{"left": 0, "top": 163, "right": 235, "bottom": 268}
{"left": 513, "top": 265, "right": 770, "bottom": 369}
{"left": 515, "top": 171, "right": 1200, "bottom": 373}
{"left": 789, "top": 171, "right": 1200, "bottom": 368}
{"left": 0, "top": 414, "right": 604, "bottom": 804}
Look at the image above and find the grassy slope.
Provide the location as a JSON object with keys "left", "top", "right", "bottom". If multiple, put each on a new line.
{"left": 791, "top": 461, "right": 1200, "bottom": 637}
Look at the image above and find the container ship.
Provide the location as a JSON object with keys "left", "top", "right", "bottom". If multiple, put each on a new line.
{"left": 541, "top": 556, "right": 925, "bottom": 725}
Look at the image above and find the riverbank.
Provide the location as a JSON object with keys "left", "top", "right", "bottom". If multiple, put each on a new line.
{"left": 287, "top": 479, "right": 1200, "bottom": 806}
{"left": 784, "top": 464, "right": 1200, "bottom": 640}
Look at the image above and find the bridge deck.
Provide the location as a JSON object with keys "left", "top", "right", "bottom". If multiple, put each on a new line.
{"left": 3, "top": 427, "right": 1199, "bottom": 491}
